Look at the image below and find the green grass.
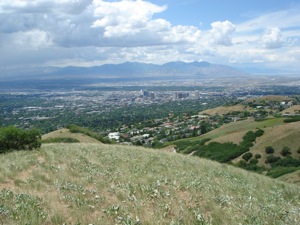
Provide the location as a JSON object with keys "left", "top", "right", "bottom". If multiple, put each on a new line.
{"left": 0, "top": 143, "right": 300, "bottom": 224}
{"left": 42, "top": 137, "right": 80, "bottom": 143}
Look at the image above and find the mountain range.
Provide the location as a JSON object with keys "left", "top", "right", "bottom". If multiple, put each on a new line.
{"left": 1, "top": 61, "right": 248, "bottom": 82}
{"left": 49, "top": 61, "right": 248, "bottom": 79}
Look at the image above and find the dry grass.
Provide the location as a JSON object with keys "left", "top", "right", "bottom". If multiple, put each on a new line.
{"left": 282, "top": 105, "right": 300, "bottom": 114}
{"left": 42, "top": 128, "right": 102, "bottom": 144}
{"left": 244, "top": 95, "right": 293, "bottom": 103}
{"left": 200, "top": 105, "right": 249, "bottom": 115}
{"left": 278, "top": 170, "right": 300, "bottom": 185}
{"left": 200, "top": 118, "right": 284, "bottom": 142}
{"left": 249, "top": 121, "right": 300, "bottom": 166}
{"left": 0, "top": 143, "right": 300, "bottom": 224}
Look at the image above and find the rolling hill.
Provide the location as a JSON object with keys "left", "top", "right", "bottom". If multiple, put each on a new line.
{"left": 0, "top": 142, "right": 299, "bottom": 224}
{"left": 168, "top": 116, "right": 300, "bottom": 182}
{"left": 42, "top": 128, "right": 102, "bottom": 144}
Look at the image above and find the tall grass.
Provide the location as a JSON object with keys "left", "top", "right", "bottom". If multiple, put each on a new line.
{"left": 0, "top": 143, "right": 299, "bottom": 224}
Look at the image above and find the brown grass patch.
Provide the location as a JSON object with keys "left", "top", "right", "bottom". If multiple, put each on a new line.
{"left": 244, "top": 95, "right": 293, "bottom": 103}
{"left": 200, "top": 105, "right": 248, "bottom": 115}
{"left": 42, "top": 128, "right": 102, "bottom": 144}
{"left": 249, "top": 121, "right": 300, "bottom": 165}
{"left": 282, "top": 105, "right": 300, "bottom": 114}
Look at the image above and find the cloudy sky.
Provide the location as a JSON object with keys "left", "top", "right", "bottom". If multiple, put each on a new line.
{"left": 0, "top": 0, "right": 300, "bottom": 76}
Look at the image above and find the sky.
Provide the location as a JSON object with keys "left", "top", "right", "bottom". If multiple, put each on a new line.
{"left": 0, "top": 0, "right": 300, "bottom": 76}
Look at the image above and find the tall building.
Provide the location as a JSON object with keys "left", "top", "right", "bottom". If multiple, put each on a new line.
{"left": 195, "top": 91, "right": 200, "bottom": 99}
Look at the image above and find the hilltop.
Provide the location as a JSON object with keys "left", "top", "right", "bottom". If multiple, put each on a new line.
{"left": 42, "top": 128, "right": 102, "bottom": 144}
{"left": 0, "top": 142, "right": 299, "bottom": 224}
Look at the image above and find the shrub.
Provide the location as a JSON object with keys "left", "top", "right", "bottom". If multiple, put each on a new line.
{"left": 297, "top": 147, "right": 300, "bottom": 154}
{"left": 283, "top": 116, "right": 300, "bottom": 123}
{"left": 265, "top": 155, "right": 281, "bottom": 164}
{"left": 265, "top": 146, "right": 274, "bottom": 154}
{"left": 255, "top": 154, "right": 262, "bottom": 159}
{"left": 249, "top": 158, "right": 258, "bottom": 165}
{"left": 242, "top": 152, "right": 253, "bottom": 162}
{"left": 280, "top": 146, "right": 291, "bottom": 156}
{"left": 267, "top": 167, "right": 299, "bottom": 178}
{"left": 272, "top": 157, "right": 300, "bottom": 167}
{"left": 67, "top": 124, "right": 111, "bottom": 144}
{"left": 0, "top": 126, "right": 41, "bottom": 153}
{"left": 236, "top": 160, "right": 247, "bottom": 168}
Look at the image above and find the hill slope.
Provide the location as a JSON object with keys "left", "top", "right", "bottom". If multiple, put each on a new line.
{"left": 168, "top": 117, "right": 300, "bottom": 182}
{"left": 42, "top": 128, "right": 102, "bottom": 144}
{"left": 0, "top": 143, "right": 299, "bottom": 224}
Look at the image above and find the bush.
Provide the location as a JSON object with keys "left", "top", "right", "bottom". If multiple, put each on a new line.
{"left": 249, "top": 158, "right": 258, "bottom": 165}
{"left": 265, "top": 146, "right": 275, "bottom": 154}
{"left": 272, "top": 157, "right": 300, "bottom": 167}
{"left": 280, "top": 146, "right": 291, "bottom": 156}
{"left": 236, "top": 160, "right": 247, "bottom": 168}
{"left": 267, "top": 167, "right": 299, "bottom": 178}
{"left": 67, "top": 124, "right": 111, "bottom": 144}
{"left": 283, "top": 116, "right": 300, "bottom": 123}
{"left": 242, "top": 152, "right": 253, "bottom": 162}
{"left": 297, "top": 147, "right": 300, "bottom": 154}
{"left": 265, "top": 155, "right": 281, "bottom": 164}
{"left": 0, "top": 126, "right": 41, "bottom": 153}
{"left": 255, "top": 154, "right": 262, "bottom": 159}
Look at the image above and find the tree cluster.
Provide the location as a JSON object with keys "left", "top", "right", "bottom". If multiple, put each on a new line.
{"left": 0, "top": 126, "right": 41, "bottom": 153}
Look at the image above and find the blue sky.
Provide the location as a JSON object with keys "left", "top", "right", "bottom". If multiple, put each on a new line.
{"left": 0, "top": 0, "right": 300, "bottom": 76}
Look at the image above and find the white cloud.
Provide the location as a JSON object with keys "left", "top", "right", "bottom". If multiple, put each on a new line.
{"left": 91, "top": 0, "right": 167, "bottom": 36}
{"left": 0, "top": 0, "right": 299, "bottom": 75}
{"left": 12, "top": 29, "right": 53, "bottom": 50}
{"left": 209, "top": 20, "right": 236, "bottom": 46}
{"left": 261, "top": 27, "right": 285, "bottom": 49}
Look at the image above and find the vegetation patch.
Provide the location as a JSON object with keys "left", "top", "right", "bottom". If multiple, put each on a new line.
{"left": 184, "top": 129, "right": 264, "bottom": 163}
{"left": 283, "top": 116, "right": 300, "bottom": 123}
{"left": 67, "top": 124, "right": 111, "bottom": 144}
{"left": 0, "top": 189, "right": 47, "bottom": 224}
{"left": 267, "top": 167, "right": 300, "bottom": 178}
{"left": 0, "top": 126, "right": 41, "bottom": 153}
{"left": 42, "top": 137, "right": 80, "bottom": 144}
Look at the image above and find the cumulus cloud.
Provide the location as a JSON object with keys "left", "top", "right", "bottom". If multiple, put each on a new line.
{"left": 261, "top": 27, "right": 285, "bottom": 49}
{"left": 209, "top": 20, "right": 236, "bottom": 46}
{"left": 90, "top": 0, "right": 201, "bottom": 45}
{"left": 0, "top": 0, "right": 299, "bottom": 74}
{"left": 91, "top": 0, "right": 167, "bottom": 37}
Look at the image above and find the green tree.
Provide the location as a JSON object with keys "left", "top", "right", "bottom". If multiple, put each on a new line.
{"left": 280, "top": 146, "right": 291, "bottom": 156}
{"left": 265, "top": 146, "right": 274, "bottom": 154}
{"left": 0, "top": 126, "right": 41, "bottom": 153}
{"left": 242, "top": 152, "right": 253, "bottom": 162}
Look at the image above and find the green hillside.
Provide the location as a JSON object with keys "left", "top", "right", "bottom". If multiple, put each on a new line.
{"left": 166, "top": 117, "right": 300, "bottom": 181}
{"left": 0, "top": 143, "right": 300, "bottom": 224}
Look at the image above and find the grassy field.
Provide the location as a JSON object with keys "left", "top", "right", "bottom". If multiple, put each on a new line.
{"left": 173, "top": 118, "right": 285, "bottom": 145}
{"left": 200, "top": 105, "right": 250, "bottom": 115}
{"left": 244, "top": 95, "right": 293, "bottom": 103}
{"left": 0, "top": 143, "right": 300, "bottom": 224}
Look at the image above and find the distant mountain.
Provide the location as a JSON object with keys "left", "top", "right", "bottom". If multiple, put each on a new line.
{"left": 0, "top": 61, "right": 248, "bottom": 83}
{"left": 47, "top": 61, "right": 248, "bottom": 79}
